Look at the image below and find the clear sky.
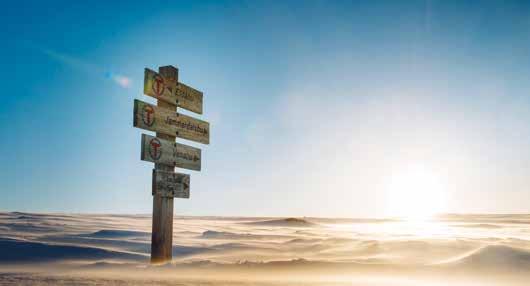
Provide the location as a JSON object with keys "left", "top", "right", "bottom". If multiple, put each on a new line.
{"left": 1, "top": 0, "right": 530, "bottom": 217}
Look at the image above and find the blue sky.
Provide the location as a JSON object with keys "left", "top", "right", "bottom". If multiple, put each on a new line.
{"left": 1, "top": 0, "right": 530, "bottom": 217}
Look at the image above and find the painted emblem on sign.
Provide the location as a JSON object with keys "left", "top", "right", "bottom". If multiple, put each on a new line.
{"left": 142, "top": 105, "right": 155, "bottom": 126}
{"left": 152, "top": 74, "right": 165, "bottom": 97}
{"left": 149, "top": 138, "right": 162, "bottom": 160}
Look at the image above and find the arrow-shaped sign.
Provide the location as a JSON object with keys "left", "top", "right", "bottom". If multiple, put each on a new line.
{"left": 134, "top": 99, "right": 210, "bottom": 145}
{"left": 144, "top": 68, "right": 203, "bottom": 114}
{"left": 152, "top": 169, "right": 190, "bottom": 198}
{"left": 141, "top": 134, "right": 201, "bottom": 171}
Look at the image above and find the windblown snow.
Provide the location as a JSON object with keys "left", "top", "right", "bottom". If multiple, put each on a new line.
{"left": 1, "top": 212, "right": 530, "bottom": 285}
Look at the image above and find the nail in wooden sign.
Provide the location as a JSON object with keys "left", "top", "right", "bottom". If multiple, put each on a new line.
{"left": 141, "top": 134, "right": 201, "bottom": 171}
{"left": 152, "top": 169, "right": 190, "bottom": 198}
{"left": 134, "top": 99, "right": 210, "bottom": 144}
{"left": 144, "top": 68, "right": 203, "bottom": 114}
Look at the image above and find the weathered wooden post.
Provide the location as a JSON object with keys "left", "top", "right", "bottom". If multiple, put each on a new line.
{"left": 151, "top": 66, "right": 177, "bottom": 263}
{"left": 133, "top": 65, "right": 208, "bottom": 263}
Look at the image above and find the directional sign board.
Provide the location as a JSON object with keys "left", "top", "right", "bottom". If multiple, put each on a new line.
{"left": 141, "top": 134, "right": 201, "bottom": 171}
{"left": 144, "top": 68, "right": 203, "bottom": 114}
{"left": 152, "top": 169, "right": 190, "bottom": 198}
{"left": 134, "top": 99, "right": 210, "bottom": 144}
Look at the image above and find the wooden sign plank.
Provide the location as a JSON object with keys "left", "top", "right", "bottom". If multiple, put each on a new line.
{"left": 152, "top": 170, "right": 190, "bottom": 198}
{"left": 134, "top": 99, "right": 210, "bottom": 144}
{"left": 141, "top": 134, "right": 201, "bottom": 171}
{"left": 144, "top": 68, "right": 203, "bottom": 114}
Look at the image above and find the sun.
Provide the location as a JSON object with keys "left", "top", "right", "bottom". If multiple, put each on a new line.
{"left": 384, "top": 165, "right": 447, "bottom": 221}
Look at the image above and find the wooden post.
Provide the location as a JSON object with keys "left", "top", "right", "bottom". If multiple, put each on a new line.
{"left": 151, "top": 65, "right": 178, "bottom": 264}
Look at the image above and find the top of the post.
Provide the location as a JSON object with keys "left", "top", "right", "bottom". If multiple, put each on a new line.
{"left": 159, "top": 65, "right": 178, "bottom": 84}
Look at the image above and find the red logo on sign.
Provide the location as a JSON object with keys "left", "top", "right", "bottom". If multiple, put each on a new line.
{"left": 142, "top": 105, "right": 155, "bottom": 126}
{"left": 149, "top": 138, "right": 162, "bottom": 160}
{"left": 152, "top": 75, "right": 165, "bottom": 97}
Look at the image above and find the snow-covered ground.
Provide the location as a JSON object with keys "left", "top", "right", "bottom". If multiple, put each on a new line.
{"left": 1, "top": 212, "right": 530, "bottom": 285}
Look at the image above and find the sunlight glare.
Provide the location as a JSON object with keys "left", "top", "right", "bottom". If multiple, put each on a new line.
{"left": 385, "top": 165, "right": 447, "bottom": 221}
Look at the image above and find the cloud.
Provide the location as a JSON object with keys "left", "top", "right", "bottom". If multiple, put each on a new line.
{"left": 42, "top": 48, "right": 131, "bottom": 89}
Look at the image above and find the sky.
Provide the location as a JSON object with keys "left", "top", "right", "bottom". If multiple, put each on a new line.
{"left": 1, "top": 0, "right": 530, "bottom": 217}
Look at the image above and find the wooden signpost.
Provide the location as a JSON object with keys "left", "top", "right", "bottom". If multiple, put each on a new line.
{"left": 133, "top": 65, "right": 209, "bottom": 264}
